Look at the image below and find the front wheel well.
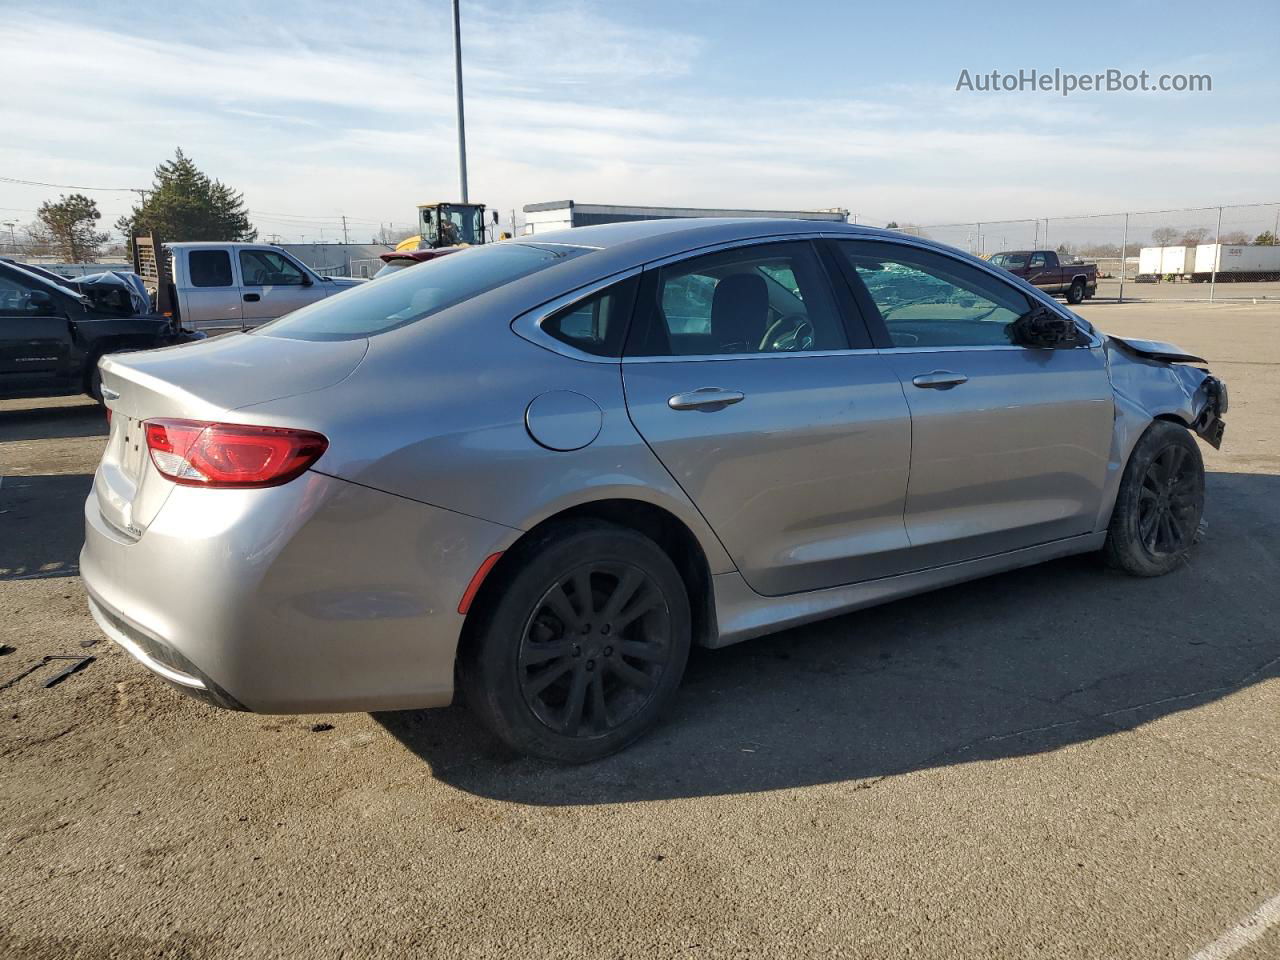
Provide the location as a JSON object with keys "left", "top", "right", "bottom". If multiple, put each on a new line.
{"left": 459, "top": 499, "right": 717, "bottom": 662}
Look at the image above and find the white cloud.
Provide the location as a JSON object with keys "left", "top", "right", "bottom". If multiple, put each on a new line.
{"left": 1, "top": 1, "right": 1276, "bottom": 244}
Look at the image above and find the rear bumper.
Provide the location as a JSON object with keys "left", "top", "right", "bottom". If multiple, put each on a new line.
{"left": 81, "top": 471, "right": 517, "bottom": 713}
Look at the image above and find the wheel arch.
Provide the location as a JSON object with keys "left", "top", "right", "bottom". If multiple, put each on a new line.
{"left": 459, "top": 497, "right": 720, "bottom": 660}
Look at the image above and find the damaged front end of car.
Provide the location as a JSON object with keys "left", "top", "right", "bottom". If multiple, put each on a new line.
{"left": 1105, "top": 335, "right": 1228, "bottom": 450}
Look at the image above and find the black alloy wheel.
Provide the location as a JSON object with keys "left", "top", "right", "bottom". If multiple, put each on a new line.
{"left": 518, "top": 561, "right": 672, "bottom": 738}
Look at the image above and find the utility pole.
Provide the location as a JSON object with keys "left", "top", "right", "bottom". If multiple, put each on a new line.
{"left": 2, "top": 220, "right": 16, "bottom": 252}
{"left": 1118, "top": 212, "right": 1129, "bottom": 304}
{"left": 1209, "top": 206, "right": 1222, "bottom": 303}
{"left": 452, "top": 0, "right": 469, "bottom": 202}
{"left": 341, "top": 215, "right": 349, "bottom": 245}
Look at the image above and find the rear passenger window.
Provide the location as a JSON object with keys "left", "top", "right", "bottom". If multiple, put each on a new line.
{"left": 628, "top": 241, "right": 848, "bottom": 357}
{"left": 541, "top": 276, "right": 638, "bottom": 358}
{"left": 188, "top": 250, "right": 233, "bottom": 288}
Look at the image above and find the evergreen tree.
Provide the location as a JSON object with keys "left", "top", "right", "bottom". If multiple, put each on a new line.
{"left": 116, "top": 148, "right": 257, "bottom": 242}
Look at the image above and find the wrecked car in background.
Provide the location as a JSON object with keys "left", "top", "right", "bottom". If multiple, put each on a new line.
{"left": 81, "top": 219, "right": 1226, "bottom": 762}
{"left": 0, "top": 259, "right": 203, "bottom": 403}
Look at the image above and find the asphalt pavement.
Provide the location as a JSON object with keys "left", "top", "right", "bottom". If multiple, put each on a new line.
{"left": 1, "top": 299, "right": 1277, "bottom": 959}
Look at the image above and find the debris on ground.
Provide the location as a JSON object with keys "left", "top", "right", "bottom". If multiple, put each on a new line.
{"left": 310, "top": 722, "right": 334, "bottom": 733}
{"left": 1, "top": 655, "right": 96, "bottom": 692}
{"left": 44, "top": 656, "right": 95, "bottom": 688}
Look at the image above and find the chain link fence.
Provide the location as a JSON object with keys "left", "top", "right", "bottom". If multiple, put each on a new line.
{"left": 886, "top": 202, "right": 1280, "bottom": 302}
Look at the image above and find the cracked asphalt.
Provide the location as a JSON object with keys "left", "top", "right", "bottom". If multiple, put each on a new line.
{"left": 2, "top": 301, "right": 1278, "bottom": 959}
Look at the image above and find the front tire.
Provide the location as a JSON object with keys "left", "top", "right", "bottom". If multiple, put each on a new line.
{"left": 87, "top": 359, "right": 104, "bottom": 405}
{"left": 1105, "top": 421, "right": 1205, "bottom": 576}
{"left": 461, "top": 521, "right": 691, "bottom": 763}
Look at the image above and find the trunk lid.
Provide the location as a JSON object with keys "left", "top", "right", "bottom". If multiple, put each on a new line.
{"left": 94, "top": 333, "right": 367, "bottom": 538}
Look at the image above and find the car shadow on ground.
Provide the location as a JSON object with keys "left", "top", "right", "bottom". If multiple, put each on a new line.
{"left": 0, "top": 474, "right": 93, "bottom": 581}
{"left": 0, "top": 399, "right": 106, "bottom": 443}
{"left": 0, "top": 402, "right": 103, "bottom": 582}
{"left": 376, "top": 470, "right": 1280, "bottom": 804}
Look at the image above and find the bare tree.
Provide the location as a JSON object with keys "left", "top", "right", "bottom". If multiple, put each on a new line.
{"left": 1180, "top": 227, "right": 1210, "bottom": 245}
{"left": 36, "top": 193, "right": 109, "bottom": 261}
{"left": 1150, "top": 226, "right": 1180, "bottom": 246}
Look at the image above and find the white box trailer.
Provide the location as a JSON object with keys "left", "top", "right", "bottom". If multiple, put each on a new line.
{"left": 1192, "top": 243, "right": 1280, "bottom": 281}
{"left": 523, "top": 200, "right": 849, "bottom": 234}
{"left": 1137, "top": 245, "right": 1195, "bottom": 280}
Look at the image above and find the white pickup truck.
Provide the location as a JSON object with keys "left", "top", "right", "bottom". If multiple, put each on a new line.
{"left": 136, "top": 240, "right": 363, "bottom": 332}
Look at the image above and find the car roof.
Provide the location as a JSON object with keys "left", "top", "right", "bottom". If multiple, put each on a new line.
{"left": 514, "top": 217, "right": 892, "bottom": 251}
{"left": 503, "top": 219, "right": 922, "bottom": 277}
{"left": 0, "top": 258, "right": 81, "bottom": 298}
{"left": 166, "top": 241, "right": 274, "bottom": 248}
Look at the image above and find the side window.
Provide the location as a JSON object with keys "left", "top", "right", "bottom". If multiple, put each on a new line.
{"left": 541, "top": 276, "right": 638, "bottom": 358}
{"left": 629, "top": 241, "right": 848, "bottom": 357}
{"left": 0, "top": 275, "right": 29, "bottom": 313}
{"left": 1029, "top": 253, "right": 1047, "bottom": 268}
{"left": 836, "top": 242, "right": 1032, "bottom": 349}
{"left": 0, "top": 274, "right": 57, "bottom": 316}
{"left": 188, "top": 250, "right": 233, "bottom": 288}
{"left": 240, "top": 250, "right": 306, "bottom": 286}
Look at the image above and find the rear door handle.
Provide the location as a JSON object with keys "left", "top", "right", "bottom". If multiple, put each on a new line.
{"left": 911, "top": 370, "right": 968, "bottom": 389}
{"left": 243, "top": 293, "right": 261, "bottom": 302}
{"left": 668, "top": 387, "right": 746, "bottom": 410}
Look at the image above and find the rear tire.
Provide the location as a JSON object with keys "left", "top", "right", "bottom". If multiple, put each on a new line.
{"left": 460, "top": 521, "right": 691, "bottom": 763}
{"left": 1067, "top": 278, "right": 1086, "bottom": 304}
{"left": 1104, "top": 421, "right": 1204, "bottom": 576}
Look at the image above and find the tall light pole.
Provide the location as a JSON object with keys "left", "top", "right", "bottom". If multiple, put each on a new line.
{"left": 452, "top": 0, "right": 469, "bottom": 203}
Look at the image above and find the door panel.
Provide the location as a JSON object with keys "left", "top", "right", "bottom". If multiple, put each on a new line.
{"left": 238, "top": 249, "right": 322, "bottom": 324}
{"left": 886, "top": 346, "right": 1113, "bottom": 566}
{"left": 0, "top": 271, "right": 73, "bottom": 393}
{"left": 830, "top": 238, "right": 1114, "bottom": 567}
{"left": 181, "top": 249, "right": 243, "bottom": 331}
{"left": 621, "top": 239, "right": 911, "bottom": 597}
{"left": 0, "top": 314, "right": 73, "bottom": 391}
{"left": 624, "top": 355, "right": 913, "bottom": 595}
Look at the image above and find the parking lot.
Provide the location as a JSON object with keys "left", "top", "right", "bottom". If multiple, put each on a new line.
{"left": 1094, "top": 277, "right": 1280, "bottom": 302}
{"left": 2, "top": 299, "right": 1278, "bottom": 959}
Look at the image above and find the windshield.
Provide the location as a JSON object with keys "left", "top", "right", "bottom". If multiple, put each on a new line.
{"left": 424, "top": 205, "right": 485, "bottom": 246}
{"left": 256, "top": 242, "right": 586, "bottom": 341}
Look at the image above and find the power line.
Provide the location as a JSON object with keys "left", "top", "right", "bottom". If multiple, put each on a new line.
{"left": 0, "top": 175, "right": 143, "bottom": 193}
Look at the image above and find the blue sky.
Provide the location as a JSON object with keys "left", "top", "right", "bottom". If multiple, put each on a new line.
{"left": 2, "top": 0, "right": 1277, "bottom": 242}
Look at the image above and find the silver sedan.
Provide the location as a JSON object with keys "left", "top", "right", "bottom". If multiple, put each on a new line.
{"left": 83, "top": 219, "right": 1228, "bottom": 761}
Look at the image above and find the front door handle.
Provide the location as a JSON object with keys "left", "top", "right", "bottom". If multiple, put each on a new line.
{"left": 668, "top": 387, "right": 746, "bottom": 411}
{"left": 243, "top": 293, "right": 261, "bottom": 302}
{"left": 911, "top": 370, "right": 968, "bottom": 389}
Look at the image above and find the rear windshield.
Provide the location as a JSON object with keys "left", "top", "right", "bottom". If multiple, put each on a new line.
{"left": 256, "top": 242, "right": 586, "bottom": 341}
{"left": 372, "top": 261, "right": 413, "bottom": 278}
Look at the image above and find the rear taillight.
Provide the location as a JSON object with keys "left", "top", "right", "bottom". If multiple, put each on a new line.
{"left": 144, "top": 419, "right": 328, "bottom": 488}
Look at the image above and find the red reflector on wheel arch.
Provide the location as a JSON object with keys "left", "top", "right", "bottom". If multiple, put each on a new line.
{"left": 458, "top": 552, "right": 504, "bottom": 615}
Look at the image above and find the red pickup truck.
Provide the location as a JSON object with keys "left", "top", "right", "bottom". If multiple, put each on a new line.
{"left": 989, "top": 250, "right": 1097, "bottom": 304}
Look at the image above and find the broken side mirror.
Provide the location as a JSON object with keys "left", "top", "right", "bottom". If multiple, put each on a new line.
{"left": 1012, "top": 306, "right": 1079, "bottom": 348}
